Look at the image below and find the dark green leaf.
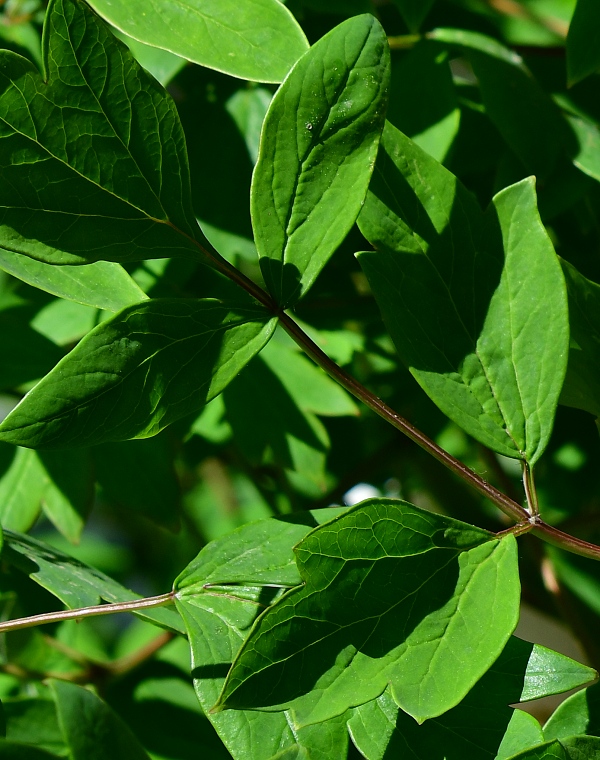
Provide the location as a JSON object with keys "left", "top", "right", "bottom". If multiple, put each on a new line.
{"left": 567, "top": 0, "right": 600, "bottom": 86}
{"left": 0, "top": 299, "right": 276, "bottom": 448}
{"left": 348, "top": 637, "right": 593, "bottom": 760}
{"left": 2, "top": 530, "right": 184, "bottom": 633}
{"left": 560, "top": 735, "right": 600, "bottom": 759}
{"left": 558, "top": 259, "right": 600, "bottom": 417}
{"left": 50, "top": 680, "right": 151, "bottom": 760}
{"left": 0, "top": 0, "right": 210, "bottom": 266}
{"left": 38, "top": 449, "right": 94, "bottom": 542}
{"left": 0, "top": 307, "right": 64, "bottom": 390}
{"left": 252, "top": 14, "right": 390, "bottom": 306}
{"left": 87, "top": 0, "right": 309, "bottom": 83}
{"left": 217, "top": 499, "right": 520, "bottom": 725}
{"left": 358, "top": 123, "right": 569, "bottom": 464}
{"left": 391, "top": 0, "right": 436, "bottom": 32}
{"left": 0, "top": 741, "right": 62, "bottom": 759}
{"left": 0, "top": 252, "right": 148, "bottom": 311}
{"left": 567, "top": 115, "right": 600, "bottom": 184}
{"left": 3, "top": 697, "right": 65, "bottom": 756}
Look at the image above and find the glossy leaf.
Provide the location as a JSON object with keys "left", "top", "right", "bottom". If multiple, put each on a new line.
{"left": 567, "top": 0, "right": 600, "bottom": 86}
{"left": 0, "top": 299, "right": 276, "bottom": 448}
{"left": 2, "top": 530, "right": 184, "bottom": 633}
{"left": 0, "top": 252, "right": 148, "bottom": 311}
{"left": 348, "top": 637, "right": 593, "bottom": 760}
{"left": 358, "top": 123, "right": 569, "bottom": 464}
{"left": 50, "top": 680, "right": 151, "bottom": 760}
{"left": 503, "top": 741, "right": 566, "bottom": 759}
{"left": 217, "top": 499, "right": 520, "bottom": 725}
{"left": 558, "top": 259, "right": 600, "bottom": 417}
{"left": 252, "top": 14, "right": 390, "bottom": 306}
{"left": 0, "top": 0, "right": 209, "bottom": 266}
{"left": 87, "top": 0, "right": 309, "bottom": 84}
{"left": 175, "top": 509, "right": 350, "bottom": 759}
{"left": 544, "top": 683, "right": 600, "bottom": 740}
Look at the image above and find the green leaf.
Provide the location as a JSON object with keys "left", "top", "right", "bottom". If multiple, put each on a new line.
{"left": 560, "top": 736, "right": 600, "bottom": 759}
{"left": 544, "top": 683, "right": 600, "bottom": 740}
{"left": 558, "top": 259, "right": 600, "bottom": 417}
{"left": 0, "top": 446, "right": 46, "bottom": 532}
{"left": 0, "top": 252, "right": 148, "bottom": 311}
{"left": 252, "top": 14, "right": 390, "bottom": 307}
{"left": 566, "top": 115, "right": 600, "bottom": 184}
{"left": 0, "top": 0, "right": 209, "bottom": 266}
{"left": 49, "top": 680, "right": 151, "bottom": 760}
{"left": 217, "top": 499, "right": 520, "bottom": 726}
{"left": 86, "top": 0, "right": 309, "bottom": 84}
{"left": 111, "top": 29, "right": 186, "bottom": 87}
{"left": 567, "top": 0, "right": 600, "bottom": 86}
{"left": 429, "top": 28, "right": 571, "bottom": 179}
{"left": 391, "top": 0, "right": 436, "bottom": 32}
{"left": 175, "top": 509, "right": 350, "bottom": 760}
{"left": 503, "top": 740, "right": 566, "bottom": 759}
{"left": 347, "top": 637, "right": 593, "bottom": 760}
{"left": 0, "top": 741, "right": 62, "bottom": 759}
{"left": 3, "top": 697, "right": 65, "bottom": 756}
{"left": 358, "top": 123, "right": 569, "bottom": 464}
{"left": 0, "top": 299, "right": 277, "bottom": 448}
{"left": 2, "top": 530, "right": 184, "bottom": 633}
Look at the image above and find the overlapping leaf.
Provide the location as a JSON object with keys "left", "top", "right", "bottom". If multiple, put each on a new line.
{"left": 567, "top": 0, "right": 600, "bottom": 86}
{"left": 87, "top": 0, "right": 308, "bottom": 84}
{"left": 0, "top": 299, "right": 276, "bottom": 448}
{"left": 544, "top": 683, "right": 600, "bottom": 741}
{"left": 0, "top": 0, "right": 211, "bottom": 266}
{"left": 175, "top": 508, "right": 349, "bottom": 759}
{"left": 358, "top": 123, "right": 569, "bottom": 464}
{"left": 347, "top": 636, "right": 595, "bottom": 760}
{"left": 2, "top": 529, "right": 182, "bottom": 632}
{"left": 252, "top": 13, "right": 390, "bottom": 306}
{"left": 216, "top": 499, "right": 520, "bottom": 726}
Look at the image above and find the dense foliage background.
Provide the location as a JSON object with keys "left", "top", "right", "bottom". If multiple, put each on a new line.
{"left": 2, "top": 0, "right": 600, "bottom": 758}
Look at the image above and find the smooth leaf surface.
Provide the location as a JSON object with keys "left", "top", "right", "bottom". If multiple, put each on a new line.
{"left": 504, "top": 741, "right": 566, "bottom": 759}
{"left": 0, "top": 252, "right": 148, "bottom": 311}
{"left": 0, "top": 0, "right": 209, "bottom": 266}
{"left": 0, "top": 299, "right": 276, "bottom": 448}
{"left": 560, "top": 736, "right": 600, "bottom": 759}
{"left": 358, "top": 123, "right": 569, "bottom": 464}
{"left": 3, "top": 697, "right": 66, "bottom": 756}
{"left": 391, "top": 0, "right": 436, "bottom": 32}
{"left": 2, "top": 530, "right": 184, "bottom": 632}
{"left": 217, "top": 499, "right": 520, "bottom": 725}
{"left": 50, "top": 680, "right": 151, "bottom": 760}
{"left": 347, "top": 635, "right": 591, "bottom": 760}
{"left": 0, "top": 446, "right": 46, "bottom": 532}
{"left": 567, "top": 115, "right": 600, "bottom": 184}
{"left": 567, "top": 0, "right": 600, "bottom": 86}
{"left": 496, "top": 711, "right": 545, "bottom": 759}
{"left": 544, "top": 682, "right": 600, "bottom": 741}
{"left": 0, "top": 741, "right": 61, "bottom": 759}
{"left": 87, "top": 0, "right": 309, "bottom": 84}
{"left": 558, "top": 259, "right": 600, "bottom": 417}
{"left": 252, "top": 14, "right": 390, "bottom": 306}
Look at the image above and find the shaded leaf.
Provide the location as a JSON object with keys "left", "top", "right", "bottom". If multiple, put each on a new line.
{"left": 112, "top": 29, "right": 186, "bottom": 87}
{"left": 3, "top": 697, "right": 65, "bottom": 757}
{"left": 0, "top": 252, "right": 148, "bottom": 311}
{"left": 2, "top": 530, "right": 184, "bottom": 633}
{"left": 252, "top": 14, "right": 390, "bottom": 306}
{"left": 567, "top": 115, "right": 600, "bottom": 184}
{"left": 348, "top": 638, "right": 593, "bottom": 760}
{"left": 87, "top": 0, "right": 309, "bottom": 84}
{"left": 0, "top": 299, "right": 276, "bottom": 448}
{"left": 38, "top": 449, "right": 94, "bottom": 542}
{"left": 560, "top": 735, "right": 600, "bottom": 759}
{"left": 391, "top": 0, "right": 436, "bottom": 32}
{"left": 0, "top": 741, "right": 62, "bottom": 759}
{"left": 50, "top": 680, "right": 151, "bottom": 760}
{"left": 0, "top": 307, "right": 64, "bottom": 390}
{"left": 358, "top": 123, "right": 569, "bottom": 464}
{"left": 0, "top": 0, "right": 210, "bottom": 266}
{"left": 217, "top": 499, "right": 520, "bottom": 726}
{"left": 559, "top": 259, "right": 600, "bottom": 417}
{"left": 567, "top": 0, "right": 600, "bottom": 86}
{"left": 0, "top": 446, "right": 46, "bottom": 532}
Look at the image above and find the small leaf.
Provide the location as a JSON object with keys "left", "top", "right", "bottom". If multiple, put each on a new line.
{"left": 0, "top": 0, "right": 210, "bottom": 266}
{"left": 217, "top": 499, "right": 520, "bottom": 725}
{"left": 0, "top": 446, "right": 46, "bottom": 532}
{"left": 567, "top": 0, "right": 600, "bottom": 86}
{"left": 358, "top": 123, "right": 569, "bottom": 464}
{"left": 347, "top": 637, "right": 595, "bottom": 760}
{"left": 87, "top": 0, "right": 309, "bottom": 84}
{"left": 544, "top": 683, "right": 600, "bottom": 740}
{"left": 2, "top": 530, "right": 183, "bottom": 632}
{"left": 0, "top": 299, "right": 276, "bottom": 448}
{"left": 567, "top": 114, "right": 600, "bottom": 184}
{"left": 252, "top": 14, "right": 390, "bottom": 306}
{"left": 0, "top": 252, "right": 148, "bottom": 311}
{"left": 49, "top": 680, "right": 151, "bottom": 760}
{"left": 496, "top": 711, "right": 545, "bottom": 760}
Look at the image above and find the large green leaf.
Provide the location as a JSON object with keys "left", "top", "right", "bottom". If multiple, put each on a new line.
{"left": 87, "top": 0, "right": 308, "bottom": 84}
{"left": 544, "top": 683, "right": 600, "bottom": 741}
{"left": 2, "top": 530, "right": 184, "bottom": 633}
{"left": 0, "top": 252, "right": 147, "bottom": 311}
{"left": 49, "top": 680, "right": 151, "bottom": 760}
{"left": 567, "top": 0, "right": 600, "bottom": 86}
{"left": 357, "top": 123, "right": 569, "bottom": 465}
{"left": 175, "top": 509, "right": 349, "bottom": 760}
{"left": 347, "top": 636, "right": 592, "bottom": 760}
{"left": 252, "top": 14, "right": 390, "bottom": 306}
{"left": 0, "top": 299, "right": 276, "bottom": 448}
{"left": 216, "top": 499, "right": 520, "bottom": 726}
{"left": 558, "top": 259, "right": 600, "bottom": 417}
{"left": 0, "top": 0, "right": 210, "bottom": 266}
